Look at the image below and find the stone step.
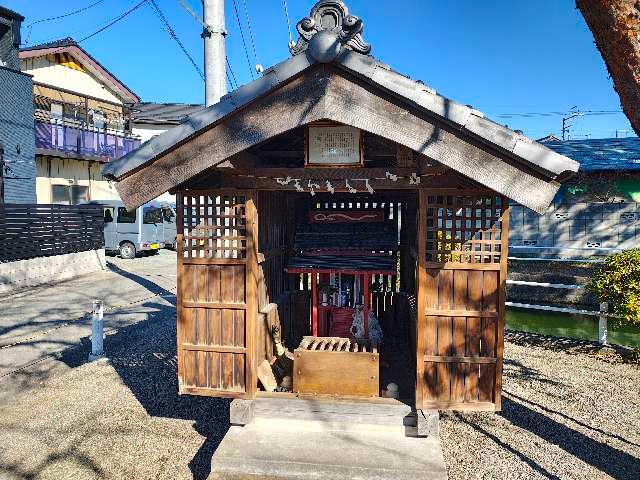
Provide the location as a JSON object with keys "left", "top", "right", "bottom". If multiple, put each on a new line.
{"left": 253, "top": 397, "right": 414, "bottom": 423}
{"left": 209, "top": 424, "right": 448, "bottom": 480}
{"left": 234, "top": 397, "right": 438, "bottom": 435}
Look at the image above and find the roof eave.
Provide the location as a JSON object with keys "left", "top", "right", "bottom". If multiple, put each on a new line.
{"left": 103, "top": 52, "right": 315, "bottom": 180}
{"left": 333, "top": 50, "right": 580, "bottom": 180}
{"left": 19, "top": 44, "right": 140, "bottom": 103}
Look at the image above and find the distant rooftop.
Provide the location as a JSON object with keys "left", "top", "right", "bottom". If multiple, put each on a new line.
{"left": 545, "top": 137, "right": 640, "bottom": 172}
{"left": 19, "top": 37, "right": 140, "bottom": 103}
{"left": 132, "top": 102, "right": 204, "bottom": 126}
{"left": 19, "top": 37, "right": 78, "bottom": 52}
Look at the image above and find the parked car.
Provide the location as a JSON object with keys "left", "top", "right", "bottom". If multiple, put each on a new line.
{"left": 86, "top": 200, "right": 165, "bottom": 259}
{"left": 158, "top": 202, "right": 177, "bottom": 250}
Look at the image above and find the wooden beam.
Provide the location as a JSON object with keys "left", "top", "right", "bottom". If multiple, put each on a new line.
{"left": 194, "top": 170, "right": 466, "bottom": 192}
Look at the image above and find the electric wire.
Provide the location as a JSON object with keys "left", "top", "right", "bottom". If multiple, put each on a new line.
{"left": 23, "top": 0, "right": 106, "bottom": 44}
{"left": 78, "top": 0, "right": 149, "bottom": 43}
{"left": 231, "top": 0, "right": 255, "bottom": 79}
{"left": 147, "top": 0, "right": 205, "bottom": 81}
{"left": 25, "top": 0, "right": 149, "bottom": 58}
{"left": 240, "top": 0, "right": 260, "bottom": 65}
{"left": 226, "top": 57, "right": 239, "bottom": 90}
{"left": 495, "top": 110, "right": 623, "bottom": 119}
{"left": 282, "top": 0, "right": 293, "bottom": 46}
{"left": 176, "top": 0, "right": 207, "bottom": 28}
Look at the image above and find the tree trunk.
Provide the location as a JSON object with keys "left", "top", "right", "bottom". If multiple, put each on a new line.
{"left": 576, "top": 0, "right": 640, "bottom": 136}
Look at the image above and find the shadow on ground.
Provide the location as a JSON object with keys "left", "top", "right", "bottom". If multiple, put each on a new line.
{"left": 55, "top": 299, "right": 229, "bottom": 480}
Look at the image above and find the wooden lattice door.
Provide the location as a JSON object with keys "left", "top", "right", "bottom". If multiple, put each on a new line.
{"left": 416, "top": 190, "right": 509, "bottom": 411}
{"left": 176, "top": 190, "right": 257, "bottom": 398}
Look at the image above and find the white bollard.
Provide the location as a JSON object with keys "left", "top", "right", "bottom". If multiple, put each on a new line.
{"left": 88, "top": 299, "right": 105, "bottom": 361}
{"left": 598, "top": 302, "right": 608, "bottom": 346}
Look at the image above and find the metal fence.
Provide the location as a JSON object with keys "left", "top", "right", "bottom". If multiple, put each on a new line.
{"left": 0, "top": 204, "right": 104, "bottom": 263}
{"left": 34, "top": 120, "right": 141, "bottom": 160}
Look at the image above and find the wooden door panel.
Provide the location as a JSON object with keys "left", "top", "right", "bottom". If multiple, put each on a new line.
{"left": 177, "top": 191, "right": 256, "bottom": 399}
{"left": 417, "top": 191, "right": 507, "bottom": 411}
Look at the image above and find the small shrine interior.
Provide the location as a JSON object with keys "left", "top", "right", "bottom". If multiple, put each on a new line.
{"left": 179, "top": 123, "right": 433, "bottom": 400}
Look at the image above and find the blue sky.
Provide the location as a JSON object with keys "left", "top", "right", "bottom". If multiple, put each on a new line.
{"left": 5, "top": 0, "right": 635, "bottom": 140}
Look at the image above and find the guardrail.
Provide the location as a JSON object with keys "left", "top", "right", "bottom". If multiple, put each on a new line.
{"left": 506, "top": 281, "right": 613, "bottom": 345}
{"left": 507, "top": 280, "right": 583, "bottom": 290}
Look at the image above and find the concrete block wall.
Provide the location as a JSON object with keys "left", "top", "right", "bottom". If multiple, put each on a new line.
{"left": 0, "top": 66, "right": 36, "bottom": 203}
{"left": 0, "top": 249, "right": 106, "bottom": 294}
{"left": 510, "top": 201, "right": 639, "bottom": 255}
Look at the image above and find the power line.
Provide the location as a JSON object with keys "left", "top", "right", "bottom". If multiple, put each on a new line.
{"left": 147, "top": 0, "right": 205, "bottom": 81}
{"left": 282, "top": 0, "right": 293, "bottom": 48}
{"left": 24, "top": 0, "right": 106, "bottom": 44}
{"left": 495, "top": 110, "right": 622, "bottom": 119}
{"left": 176, "top": 0, "right": 206, "bottom": 28}
{"left": 241, "top": 0, "right": 260, "bottom": 65}
{"left": 231, "top": 0, "right": 255, "bottom": 79}
{"left": 226, "top": 57, "right": 239, "bottom": 90}
{"left": 78, "top": 0, "right": 148, "bottom": 43}
{"left": 26, "top": 0, "right": 149, "bottom": 58}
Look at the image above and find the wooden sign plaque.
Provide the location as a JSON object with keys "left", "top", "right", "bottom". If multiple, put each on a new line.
{"left": 306, "top": 125, "right": 362, "bottom": 167}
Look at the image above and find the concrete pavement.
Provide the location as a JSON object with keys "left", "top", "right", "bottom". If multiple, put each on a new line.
{"left": 0, "top": 250, "right": 177, "bottom": 394}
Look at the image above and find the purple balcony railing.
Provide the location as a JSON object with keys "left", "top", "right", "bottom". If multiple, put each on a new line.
{"left": 35, "top": 121, "right": 141, "bottom": 160}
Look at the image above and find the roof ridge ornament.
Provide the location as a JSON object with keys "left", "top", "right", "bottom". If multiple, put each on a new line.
{"left": 289, "top": 0, "right": 371, "bottom": 60}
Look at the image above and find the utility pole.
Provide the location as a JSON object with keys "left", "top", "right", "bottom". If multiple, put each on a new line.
{"left": 202, "top": 0, "right": 227, "bottom": 107}
{"left": 561, "top": 107, "right": 581, "bottom": 140}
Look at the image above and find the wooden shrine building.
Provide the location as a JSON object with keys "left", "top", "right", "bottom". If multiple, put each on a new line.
{"left": 104, "top": 1, "right": 579, "bottom": 412}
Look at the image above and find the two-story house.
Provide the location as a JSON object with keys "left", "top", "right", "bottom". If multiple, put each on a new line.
{"left": 0, "top": 6, "right": 36, "bottom": 203}
{"left": 19, "top": 37, "right": 141, "bottom": 204}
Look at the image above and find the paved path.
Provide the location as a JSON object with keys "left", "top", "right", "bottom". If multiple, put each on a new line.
{"left": 0, "top": 250, "right": 177, "bottom": 381}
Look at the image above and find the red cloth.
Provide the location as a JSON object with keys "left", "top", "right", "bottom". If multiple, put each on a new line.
{"left": 329, "top": 307, "right": 355, "bottom": 339}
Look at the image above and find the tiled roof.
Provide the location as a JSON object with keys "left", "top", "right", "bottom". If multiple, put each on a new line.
{"left": 102, "top": 1, "right": 580, "bottom": 213}
{"left": 545, "top": 137, "right": 640, "bottom": 172}
{"left": 104, "top": 49, "right": 579, "bottom": 182}
{"left": 132, "top": 102, "right": 204, "bottom": 126}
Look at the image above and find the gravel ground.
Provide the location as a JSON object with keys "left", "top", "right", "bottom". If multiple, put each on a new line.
{"left": 440, "top": 332, "right": 640, "bottom": 480}
{"left": 0, "top": 300, "right": 229, "bottom": 480}
{"left": 1, "top": 295, "right": 638, "bottom": 479}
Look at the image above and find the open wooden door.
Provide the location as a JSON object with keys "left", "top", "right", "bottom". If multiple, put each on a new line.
{"left": 416, "top": 190, "right": 508, "bottom": 411}
{"left": 176, "top": 190, "right": 257, "bottom": 399}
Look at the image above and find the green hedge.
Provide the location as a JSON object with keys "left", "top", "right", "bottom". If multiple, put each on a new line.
{"left": 589, "top": 249, "right": 640, "bottom": 327}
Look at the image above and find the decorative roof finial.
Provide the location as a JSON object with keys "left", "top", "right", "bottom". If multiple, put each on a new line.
{"left": 289, "top": 0, "right": 371, "bottom": 61}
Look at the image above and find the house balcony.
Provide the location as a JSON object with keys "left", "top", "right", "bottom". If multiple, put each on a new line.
{"left": 34, "top": 120, "right": 142, "bottom": 162}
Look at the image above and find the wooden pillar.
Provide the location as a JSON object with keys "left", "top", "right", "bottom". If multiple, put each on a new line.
{"left": 246, "top": 191, "right": 258, "bottom": 399}
{"left": 415, "top": 190, "right": 427, "bottom": 410}
{"left": 494, "top": 198, "right": 509, "bottom": 410}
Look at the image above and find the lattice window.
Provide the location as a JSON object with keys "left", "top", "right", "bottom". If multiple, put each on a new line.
{"left": 180, "top": 192, "right": 247, "bottom": 259}
{"left": 425, "top": 194, "right": 504, "bottom": 264}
